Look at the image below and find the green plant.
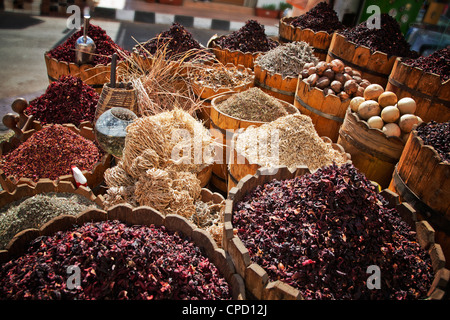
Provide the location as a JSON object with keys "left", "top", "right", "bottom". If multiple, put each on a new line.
{"left": 262, "top": 3, "right": 276, "bottom": 10}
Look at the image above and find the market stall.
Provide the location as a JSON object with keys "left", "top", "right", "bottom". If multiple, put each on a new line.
{"left": 0, "top": 2, "right": 449, "bottom": 301}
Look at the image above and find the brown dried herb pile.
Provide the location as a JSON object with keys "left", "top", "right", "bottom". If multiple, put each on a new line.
{"left": 0, "top": 193, "right": 99, "bottom": 250}
{"left": 233, "top": 163, "right": 433, "bottom": 300}
{"left": 403, "top": 46, "right": 450, "bottom": 82}
{"left": 216, "top": 87, "right": 288, "bottom": 122}
{"left": 255, "top": 41, "right": 318, "bottom": 78}
{"left": 339, "top": 13, "right": 417, "bottom": 58}
{"left": 47, "top": 24, "right": 127, "bottom": 66}
{"left": 215, "top": 20, "right": 278, "bottom": 53}
{"left": 290, "top": 2, "right": 344, "bottom": 34}
{"left": 0, "top": 124, "right": 103, "bottom": 182}
{"left": 25, "top": 75, "right": 99, "bottom": 126}
{"left": 188, "top": 63, "right": 254, "bottom": 91}
{"left": 135, "top": 23, "right": 204, "bottom": 61}
{"left": 415, "top": 120, "right": 449, "bottom": 162}
{"left": 235, "top": 114, "right": 348, "bottom": 171}
{"left": 0, "top": 220, "right": 231, "bottom": 300}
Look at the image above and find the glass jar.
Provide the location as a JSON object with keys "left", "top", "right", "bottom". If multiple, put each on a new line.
{"left": 94, "top": 107, "right": 137, "bottom": 158}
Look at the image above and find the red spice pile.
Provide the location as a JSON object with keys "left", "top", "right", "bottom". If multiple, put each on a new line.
{"left": 0, "top": 124, "right": 103, "bottom": 182}
{"left": 233, "top": 163, "right": 433, "bottom": 300}
{"left": 0, "top": 221, "right": 231, "bottom": 300}
{"left": 339, "top": 13, "right": 417, "bottom": 58}
{"left": 136, "top": 22, "right": 203, "bottom": 61}
{"left": 215, "top": 20, "right": 278, "bottom": 53}
{"left": 25, "top": 75, "right": 99, "bottom": 126}
{"left": 47, "top": 24, "right": 127, "bottom": 66}
{"left": 403, "top": 46, "right": 450, "bottom": 82}
{"left": 290, "top": 2, "right": 344, "bottom": 34}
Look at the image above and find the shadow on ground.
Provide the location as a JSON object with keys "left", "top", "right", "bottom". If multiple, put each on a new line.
{"left": 0, "top": 12, "right": 45, "bottom": 29}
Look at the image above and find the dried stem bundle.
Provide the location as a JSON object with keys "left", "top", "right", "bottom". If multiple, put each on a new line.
{"left": 117, "top": 40, "right": 210, "bottom": 116}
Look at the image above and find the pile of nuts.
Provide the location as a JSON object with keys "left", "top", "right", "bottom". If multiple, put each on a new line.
{"left": 301, "top": 59, "right": 371, "bottom": 101}
{"left": 349, "top": 84, "right": 422, "bottom": 140}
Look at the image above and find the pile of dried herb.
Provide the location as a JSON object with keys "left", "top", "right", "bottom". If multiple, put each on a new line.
{"left": 235, "top": 114, "right": 348, "bottom": 171}
{"left": 47, "top": 24, "right": 127, "bottom": 66}
{"left": 290, "top": 2, "right": 344, "bottom": 34}
{"left": 0, "top": 220, "right": 231, "bottom": 300}
{"left": 136, "top": 23, "right": 203, "bottom": 61}
{"left": 255, "top": 41, "right": 318, "bottom": 78}
{"left": 403, "top": 46, "right": 450, "bottom": 82}
{"left": 415, "top": 121, "right": 449, "bottom": 162}
{"left": 215, "top": 20, "right": 278, "bottom": 53}
{"left": 216, "top": 87, "right": 288, "bottom": 122}
{"left": 0, "top": 193, "right": 99, "bottom": 250}
{"left": 233, "top": 163, "right": 433, "bottom": 300}
{"left": 339, "top": 13, "right": 417, "bottom": 58}
{"left": 25, "top": 75, "right": 99, "bottom": 126}
{"left": 0, "top": 124, "right": 103, "bottom": 182}
{"left": 188, "top": 63, "right": 254, "bottom": 91}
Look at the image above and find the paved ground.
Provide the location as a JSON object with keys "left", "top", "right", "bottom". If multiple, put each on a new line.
{"left": 0, "top": 11, "right": 220, "bottom": 130}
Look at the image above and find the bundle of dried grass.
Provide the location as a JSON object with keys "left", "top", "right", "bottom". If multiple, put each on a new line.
{"left": 235, "top": 114, "right": 348, "bottom": 171}
{"left": 117, "top": 40, "right": 211, "bottom": 116}
{"left": 103, "top": 108, "right": 215, "bottom": 219}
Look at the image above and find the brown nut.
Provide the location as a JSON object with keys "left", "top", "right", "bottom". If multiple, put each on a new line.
{"left": 307, "top": 66, "right": 317, "bottom": 75}
{"left": 316, "top": 76, "right": 330, "bottom": 89}
{"left": 330, "top": 59, "right": 345, "bottom": 73}
{"left": 338, "top": 91, "right": 350, "bottom": 101}
{"left": 323, "top": 68, "right": 335, "bottom": 81}
{"left": 316, "top": 61, "right": 328, "bottom": 75}
{"left": 344, "top": 66, "right": 353, "bottom": 76}
{"left": 330, "top": 80, "right": 342, "bottom": 93}
{"left": 306, "top": 73, "right": 319, "bottom": 86}
{"left": 334, "top": 73, "right": 345, "bottom": 83}
{"left": 344, "top": 79, "right": 358, "bottom": 95}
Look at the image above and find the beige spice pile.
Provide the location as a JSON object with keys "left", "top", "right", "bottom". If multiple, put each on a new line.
{"left": 235, "top": 114, "right": 348, "bottom": 171}
{"left": 216, "top": 87, "right": 288, "bottom": 122}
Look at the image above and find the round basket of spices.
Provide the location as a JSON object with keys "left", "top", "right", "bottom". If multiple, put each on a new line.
{"left": 208, "top": 20, "right": 279, "bottom": 70}
{"left": 9, "top": 75, "right": 100, "bottom": 133}
{"left": 253, "top": 41, "right": 318, "bottom": 104}
{"left": 326, "top": 14, "right": 418, "bottom": 88}
{"left": 187, "top": 63, "right": 255, "bottom": 128}
{"left": 0, "top": 203, "right": 245, "bottom": 300}
{"left": 389, "top": 121, "right": 450, "bottom": 268}
{"left": 0, "top": 180, "right": 103, "bottom": 251}
{"left": 227, "top": 114, "right": 351, "bottom": 192}
{"left": 45, "top": 24, "right": 128, "bottom": 93}
{"left": 386, "top": 47, "right": 450, "bottom": 124}
{"left": 223, "top": 163, "right": 449, "bottom": 300}
{"left": 0, "top": 123, "right": 111, "bottom": 193}
{"left": 337, "top": 107, "right": 405, "bottom": 189}
{"left": 209, "top": 88, "right": 299, "bottom": 194}
{"left": 294, "top": 60, "right": 371, "bottom": 142}
{"left": 278, "top": 2, "right": 344, "bottom": 61}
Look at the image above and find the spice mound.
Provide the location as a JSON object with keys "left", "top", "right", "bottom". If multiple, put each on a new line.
{"left": 415, "top": 121, "right": 449, "bottom": 162}
{"left": 188, "top": 63, "right": 254, "bottom": 91}
{"left": 0, "top": 192, "right": 99, "bottom": 250}
{"left": 25, "top": 75, "right": 99, "bottom": 126}
{"left": 0, "top": 124, "right": 103, "bottom": 182}
{"left": 256, "top": 41, "right": 318, "bottom": 78}
{"left": 47, "top": 24, "right": 127, "bottom": 66}
{"left": 403, "top": 46, "right": 450, "bottom": 82}
{"left": 0, "top": 220, "right": 231, "bottom": 300}
{"left": 233, "top": 163, "right": 433, "bottom": 300}
{"left": 216, "top": 87, "right": 288, "bottom": 122}
{"left": 136, "top": 22, "right": 203, "bottom": 61}
{"left": 235, "top": 114, "right": 348, "bottom": 171}
{"left": 339, "top": 13, "right": 417, "bottom": 58}
{"left": 214, "top": 20, "right": 278, "bottom": 53}
{"left": 289, "top": 2, "right": 344, "bottom": 34}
